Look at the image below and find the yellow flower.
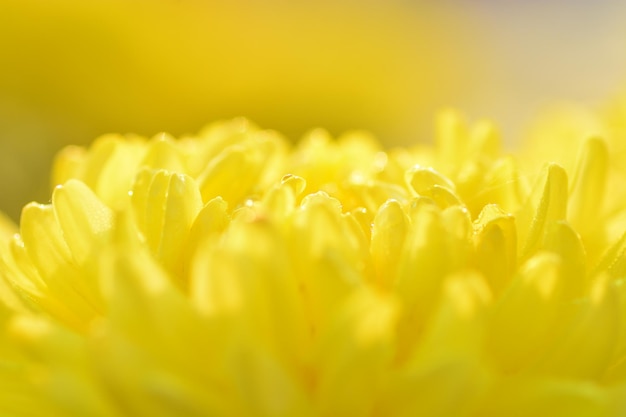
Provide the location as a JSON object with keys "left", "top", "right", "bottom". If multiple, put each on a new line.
{"left": 2, "top": 112, "right": 626, "bottom": 416}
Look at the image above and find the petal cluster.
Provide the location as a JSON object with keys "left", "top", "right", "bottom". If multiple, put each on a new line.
{"left": 1, "top": 112, "right": 626, "bottom": 416}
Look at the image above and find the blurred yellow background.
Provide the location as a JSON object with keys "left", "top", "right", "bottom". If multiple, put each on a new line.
{"left": 0, "top": 0, "right": 625, "bottom": 221}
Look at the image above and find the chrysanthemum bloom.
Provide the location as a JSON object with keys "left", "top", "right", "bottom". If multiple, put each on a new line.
{"left": 1, "top": 112, "right": 626, "bottom": 416}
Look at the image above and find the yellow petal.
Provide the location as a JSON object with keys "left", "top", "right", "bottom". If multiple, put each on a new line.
{"left": 569, "top": 137, "right": 608, "bottom": 232}
{"left": 197, "top": 136, "right": 282, "bottom": 205}
{"left": 603, "top": 277, "right": 626, "bottom": 384}
{"left": 395, "top": 202, "right": 447, "bottom": 319}
{"left": 388, "top": 272, "right": 491, "bottom": 417}
{"left": 142, "top": 170, "right": 171, "bottom": 253}
{"left": 191, "top": 218, "right": 309, "bottom": 368}
{"left": 184, "top": 196, "right": 229, "bottom": 270}
{"left": 417, "top": 272, "right": 492, "bottom": 361}
{"left": 405, "top": 165, "right": 463, "bottom": 209}
{"left": 394, "top": 202, "right": 474, "bottom": 363}
{"left": 473, "top": 204, "right": 517, "bottom": 294}
{"left": 97, "top": 212, "right": 224, "bottom": 376}
{"left": 0, "top": 235, "right": 55, "bottom": 314}
{"left": 488, "top": 253, "right": 564, "bottom": 373}
{"left": 20, "top": 203, "right": 72, "bottom": 279}
{"left": 315, "top": 288, "right": 398, "bottom": 416}
{"left": 441, "top": 205, "right": 473, "bottom": 267}
{"left": 468, "top": 119, "right": 501, "bottom": 161}
{"left": 52, "top": 180, "right": 113, "bottom": 264}
{"left": 259, "top": 174, "right": 306, "bottom": 223}
{"left": 51, "top": 145, "right": 86, "bottom": 188}
{"left": 535, "top": 273, "right": 619, "bottom": 379}
{"left": 131, "top": 169, "right": 202, "bottom": 283}
{"left": 19, "top": 203, "right": 99, "bottom": 329}
{"left": 593, "top": 230, "right": 626, "bottom": 279}
{"left": 344, "top": 179, "right": 409, "bottom": 214}
{"left": 405, "top": 165, "right": 456, "bottom": 196}
{"left": 6, "top": 315, "right": 118, "bottom": 417}
{"left": 520, "top": 163, "right": 569, "bottom": 259}
{"left": 479, "top": 156, "right": 527, "bottom": 214}
{"left": 370, "top": 199, "right": 409, "bottom": 291}
{"left": 140, "top": 133, "right": 186, "bottom": 173}
{"left": 158, "top": 173, "right": 203, "bottom": 280}
{"left": 477, "top": 378, "right": 610, "bottom": 417}
{"left": 290, "top": 192, "right": 364, "bottom": 335}
{"left": 196, "top": 117, "right": 259, "bottom": 163}
{"left": 542, "top": 221, "right": 587, "bottom": 298}
{"left": 77, "top": 134, "right": 146, "bottom": 208}
{"left": 346, "top": 206, "right": 372, "bottom": 241}
{"left": 229, "top": 346, "right": 313, "bottom": 417}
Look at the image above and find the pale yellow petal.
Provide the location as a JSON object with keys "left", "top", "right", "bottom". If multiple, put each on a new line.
{"left": 158, "top": 173, "right": 203, "bottom": 281}
{"left": 191, "top": 218, "right": 309, "bottom": 367}
{"left": 7, "top": 315, "right": 118, "bottom": 417}
{"left": 569, "top": 137, "right": 609, "bottom": 231}
{"left": 488, "top": 253, "right": 564, "bottom": 373}
{"left": 77, "top": 134, "right": 146, "bottom": 208}
{"left": 542, "top": 221, "right": 587, "bottom": 298}
{"left": 140, "top": 133, "right": 186, "bottom": 173}
{"left": 370, "top": 199, "right": 409, "bottom": 291}
{"left": 184, "top": 196, "right": 229, "bottom": 270}
{"left": 534, "top": 273, "right": 619, "bottom": 379}
{"left": 52, "top": 180, "right": 113, "bottom": 265}
{"left": 290, "top": 192, "right": 365, "bottom": 335}
{"left": 473, "top": 204, "right": 517, "bottom": 294}
{"left": 394, "top": 202, "right": 448, "bottom": 361}
{"left": 259, "top": 174, "right": 306, "bottom": 223}
{"left": 520, "top": 163, "right": 569, "bottom": 259}
{"left": 388, "top": 272, "right": 491, "bottom": 417}
{"left": 20, "top": 203, "right": 99, "bottom": 329}
{"left": 315, "top": 289, "right": 398, "bottom": 416}
{"left": 198, "top": 135, "right": 283, "bottom": 205}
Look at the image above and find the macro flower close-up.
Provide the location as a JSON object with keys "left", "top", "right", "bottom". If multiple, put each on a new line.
{"left": 2, "top": 1, "right": 626, "bottom": 416}
{"left": 2, "top": 111, "right": 626, "bottom": 416}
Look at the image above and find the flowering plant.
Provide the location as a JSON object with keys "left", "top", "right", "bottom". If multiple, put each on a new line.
{"left": 1, "top": 110, "right": 626, "bottom": 416}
